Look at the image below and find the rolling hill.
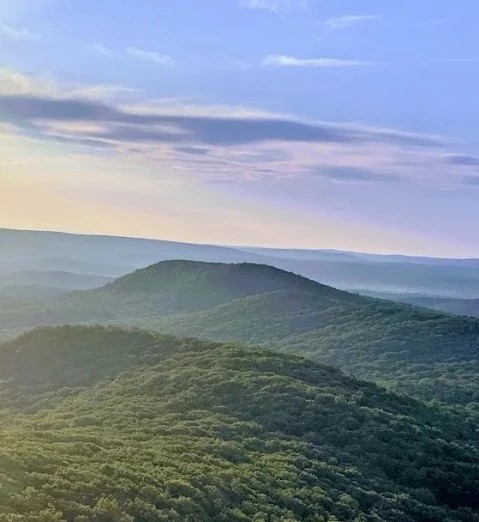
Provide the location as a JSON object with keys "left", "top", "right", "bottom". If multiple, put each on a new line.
{"left": 0, "top": 325, "right": 478, "bottom": 521}
{"left": 0, "top": 261, "right": 356, "bottom": 332}
{"left": 1, "top": 261, "right": 478, "bottom": 411}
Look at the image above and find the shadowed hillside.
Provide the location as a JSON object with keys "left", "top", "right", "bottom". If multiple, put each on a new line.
{"left": 101, "top": 260, "right": 352, "bottom": 310}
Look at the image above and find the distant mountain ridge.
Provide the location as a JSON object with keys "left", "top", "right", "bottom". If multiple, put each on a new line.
{"left": 241, "top": 245, "right": 479, "bottom": 266}
{"left": 0, "top": 228, "right": 266, "bottom": 276}
{"left": 0, "top": 270, "right": 114, "bottom": 290}
{"left": 3, "top": 228, "right": 479, "bottom": 297}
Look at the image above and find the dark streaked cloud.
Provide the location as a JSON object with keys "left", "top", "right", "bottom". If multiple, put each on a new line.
{"left": 254, "top": 168, "right": 276, "bottom": 173}
{"left": 461, "top": 175, "right": 479, "bottom": 186}
{"left": 2, "top": 90, "right": 463, "bottom": 189}
{"left": 310, "top": 166, "right": 400, "bottom": 184}
{"left": 174, "top": 146, "right": 210, "bottom": 155}
{"left": 0, "top": 93, "right": 442, "bottom": 148}
{"left": 89, "top": 124, "right": 187, "bottom": 144}
{"left": 444, "top": 154, "right": 479, "bottom": 166}
{"left": 0, "top": 95, "right": 119, "bottom": 122}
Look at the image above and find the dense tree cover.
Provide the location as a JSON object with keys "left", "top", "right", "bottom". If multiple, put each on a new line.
{"left": 150, "top": 291, "right": 479, "bottom": 407}
{"left": 0, "top": 325, "right": 478, "bottom": 521}
{"left": 0, "top": 326, "right": 175, "bottom": 388}
{"left": 149, "top": 292, "right": 479, "bottom": 413}
{"left": 1, "top": 261, "right": 478, "bottom": 411}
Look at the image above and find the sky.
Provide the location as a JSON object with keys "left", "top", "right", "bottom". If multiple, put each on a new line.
{"left": 1, "top": 0, "right": 479, "bottom": 256}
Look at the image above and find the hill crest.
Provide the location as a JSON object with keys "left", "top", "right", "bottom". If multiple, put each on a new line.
{"left": 104, "top": 260, "right": 349, "bottom": 298}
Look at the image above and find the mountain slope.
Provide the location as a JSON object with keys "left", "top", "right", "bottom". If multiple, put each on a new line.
{"left": 0, "top": 260, "right": 354, "bottom": 332}
{"left": 0, "top": 325, "right": 478, "bottom": 521}
{"left": 144, "top": 289, "right": 479, "bottom": 410}
{"left": 101, "top": 260, "right": 351, "bottom": 311}
{"left": 2, "top": 260, "right": 479, "bottom": 409}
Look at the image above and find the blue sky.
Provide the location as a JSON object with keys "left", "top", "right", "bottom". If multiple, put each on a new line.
{"left": 1, "top": 0, "right": 479, "bottom": 255}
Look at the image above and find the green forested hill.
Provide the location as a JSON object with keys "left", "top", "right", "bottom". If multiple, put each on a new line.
{"left": 149, "top": 289, "right": 479, "bottom": 410}
{"left": 1, "top": 261, "right": 478, "bottom": 410}
{"left": 0, "top": 325, "right": 478, "bottom": 521}
{"left": 0, "top": 261, "right": 354, "bottom": 332}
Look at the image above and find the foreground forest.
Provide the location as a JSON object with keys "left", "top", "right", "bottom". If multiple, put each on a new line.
{"left": 0, "top": 325, "right": 478, "bottom": 521}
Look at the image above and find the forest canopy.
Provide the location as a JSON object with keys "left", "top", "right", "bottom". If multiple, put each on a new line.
{"left": 0, "top": 325, "right": 478, "bottom": 521}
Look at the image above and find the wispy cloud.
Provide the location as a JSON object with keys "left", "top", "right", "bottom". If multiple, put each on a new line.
{"left": 262, "top": 55, "right": 374, "bottom": 67}
{"left": 239, "top": 0, "right": 308, "bottom": 15}
{"left": 321, "top": 14, "right": 381, "bottom": 31}
{"left": 0, "top": 68, "right": 55, "bottom": 97}
{"left": 92, "top": 44, "right": 114, "bottom": 59}
{"left": 0, "top": 24, "right": 37, "bottom": 41}
{"left": 311, "top": 166, "right": 399, "bottom": 184}
{"left": 0, "top": 67, "right": 140, "bottom": 102}
{"left": 127, "top": 47, "right": 174, "bottom": 66}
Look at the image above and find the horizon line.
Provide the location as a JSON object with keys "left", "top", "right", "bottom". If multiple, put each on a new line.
{"left": 1, "top": 226, "right": 478, "bottom": 261}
